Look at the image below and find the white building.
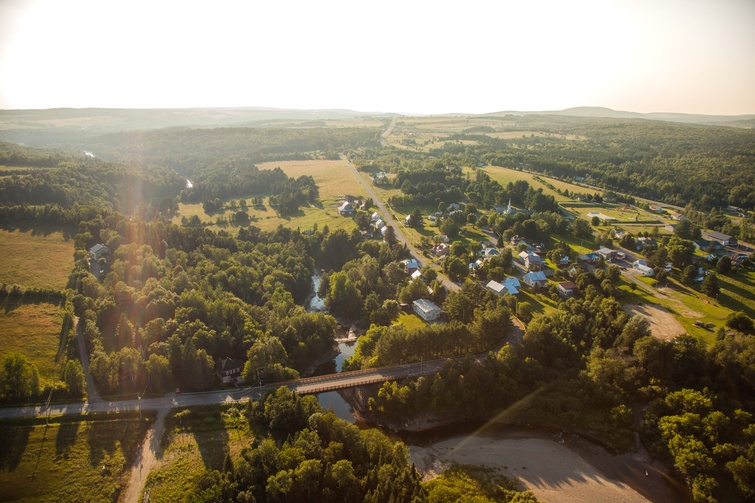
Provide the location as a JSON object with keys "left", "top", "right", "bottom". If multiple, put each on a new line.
{"left": 633, "top": 260, "right": 654, "bottom": 276}
{"left": 413, "top": 298, "right": 441, "bottom": 322}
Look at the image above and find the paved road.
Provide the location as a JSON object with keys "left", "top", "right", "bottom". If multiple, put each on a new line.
{"left": 380, "top": 117, "right": 398, "bottom": 146}
{"left": 340, "top": 154, "right": 459, "bottom": 293}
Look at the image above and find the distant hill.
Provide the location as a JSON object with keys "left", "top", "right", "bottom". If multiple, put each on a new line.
{"left": 486, "top": 106, "right": 755, "bottom": 127}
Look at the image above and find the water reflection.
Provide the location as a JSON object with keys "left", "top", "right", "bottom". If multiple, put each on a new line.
{"left": 317, "top": 391, "right": 356, "bottom": 423}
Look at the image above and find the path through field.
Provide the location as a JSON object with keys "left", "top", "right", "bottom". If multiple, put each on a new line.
{"left": 121, "top": 408, "right": 168, "bottom": 503}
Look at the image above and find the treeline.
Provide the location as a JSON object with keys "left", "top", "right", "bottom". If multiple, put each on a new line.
{"left": 0, "top": 148, "right": 183, "bottom": 214}
{"left": 91, "top": 126, "right": 381, "bottom": 177}
{"left": 424, "top": 116, "right": 755, "bottom": 210}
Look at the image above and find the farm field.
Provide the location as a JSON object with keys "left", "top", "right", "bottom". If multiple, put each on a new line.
{"left": 257, "top": 160, "right": 368, "bottom": 202}
{"left": 478, "top": 166, "right": 572, "bottom": 202}
{"left": 0, "top": 302, "right": 65, "bottom": 379}
{"left": 0, "top": 228, "right": 74, "bottom": 290}
{"left": 145, "top": 406, "right": 253, "bottom": 500}
{"left": 0, "top": 415, "right": 150, "bottom": 502}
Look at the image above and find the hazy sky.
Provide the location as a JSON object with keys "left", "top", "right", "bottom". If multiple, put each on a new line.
{"left": 1, "top": 0, "right": 754, "bottom": 115}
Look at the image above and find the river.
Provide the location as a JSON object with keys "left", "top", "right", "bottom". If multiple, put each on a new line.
{"left": 307, "top": 271, "right": 359, "bottom": 422}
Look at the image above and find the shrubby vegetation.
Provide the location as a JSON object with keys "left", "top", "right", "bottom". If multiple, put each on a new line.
{"left": 173, "top": 387, "right": 536, "bottom": 502}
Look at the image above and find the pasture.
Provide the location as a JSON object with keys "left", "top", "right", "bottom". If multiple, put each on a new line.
{"left": 0, "top": 228, "right": 74, "bottom": 290}
{"left": 0, "top": 415, "right": 150, "bottom": 502}
{"left": 0, "top": 302, "right": 65, "bottom": 379}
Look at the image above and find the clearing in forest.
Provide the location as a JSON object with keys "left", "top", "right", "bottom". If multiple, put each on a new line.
{"left": 0, "top": 228, "right": 74, "bottom": 290}
{"left": 0, "top": 302, "right": 65, "bottom": 378}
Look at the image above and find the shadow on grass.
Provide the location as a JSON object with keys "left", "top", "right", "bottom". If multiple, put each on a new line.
{"left": 55, "top": 420, "right": 79, "bottom": 459}
{"left": 87, "top": 419, "right": 146, "bottom": 467}
{"left": 0, "top": 223, "right": 74, "bottom": 240}
{"left": 192, "top": 409, "right": 230, "bottom": 470}
{"left": 0, "top": 425, "right": 31, "bottom": 471}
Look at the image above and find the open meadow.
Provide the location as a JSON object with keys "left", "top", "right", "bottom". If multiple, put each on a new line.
{"left": 0, "top": 228, "right": 74, "bottom": 290}
{"left": 175, "top": 159, "right": 369, "bottom": 234}
{"left": 0, "top": 414, "right": 151, "bottom": 502}
{"left": 0, "top": 302, "right": 65, "bottom": 380}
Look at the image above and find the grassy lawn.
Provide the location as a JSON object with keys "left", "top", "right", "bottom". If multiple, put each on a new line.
{"left": 0, "top": 228, "right": 74, "bottom": 290}
{"left": 548, "top": 233, "right": 595, "bottom": 256}
{"left": 0, "top": 302, "right": 65, "bottom": 379}
{"left": 146, "top": 405, "right": 255, "bottom": 500}
{"left": 717, "top": 270, "right": 755, "bottom": 319}
{"left": 479, "top": 166, "right": 568, "bottom": 201}
{"left": 0, "top": 415, "right": 150, "bottom": 502}
{"left": 394, "top": 312, "right": 426, "bottom": 330}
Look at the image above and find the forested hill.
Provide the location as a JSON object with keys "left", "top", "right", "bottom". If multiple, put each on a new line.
{"left": 440, "top": 116, "right": 755, "bottom": 210}
{"left": 0, "top": 141, "right": 183, "bottom": 212}
{"left": 88, "top": 126, "right": 381, "bottom": 176}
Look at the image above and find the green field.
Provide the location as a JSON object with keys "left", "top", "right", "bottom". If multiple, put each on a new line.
{"left": 395, "top": 312, "right": 426, "bottom": 330}
{"left": 0, "top": 415, "right": 150, "bottom": 502}
{"left": 0, "top": 302, "right": 65, "bottom": 379}
{"left": 478, "top": 166, "right": 573, "bottom": 202}
{"left": 0, "top": 228, "right": 74, "bottom": 290}
{"left": 145, "top": 406, "right": 253, "bottom": 500}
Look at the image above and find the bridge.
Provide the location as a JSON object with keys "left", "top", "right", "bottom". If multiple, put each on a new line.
{"left": 283, "top": 358, "right": 450, "bottom": 395}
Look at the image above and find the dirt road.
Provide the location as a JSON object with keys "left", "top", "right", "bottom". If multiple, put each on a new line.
{"left": 121, "top": 408, "right": 168, "bottom": 503}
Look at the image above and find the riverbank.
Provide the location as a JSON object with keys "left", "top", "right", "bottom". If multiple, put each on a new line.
{"left": 407, "top": 425, "right": 692, "bottom": 503}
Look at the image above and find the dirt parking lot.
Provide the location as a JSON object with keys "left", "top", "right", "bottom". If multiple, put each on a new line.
{"left": 623, "top": 303, "right": 686, "bottom": 340}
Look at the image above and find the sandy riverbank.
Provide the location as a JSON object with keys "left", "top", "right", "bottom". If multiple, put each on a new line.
{"left": 409, "top": 433, "right": 652, "bottom": 503}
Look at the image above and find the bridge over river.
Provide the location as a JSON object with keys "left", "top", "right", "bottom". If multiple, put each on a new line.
{"left": 0, "top": 355, "right": 467, "bottom": 420}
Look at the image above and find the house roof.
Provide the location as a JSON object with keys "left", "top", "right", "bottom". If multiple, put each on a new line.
{"left": 524, "top": 271, "right": 547, "bottom": 282}
{"left": 413, "top": 298, "right": 440, "bottom": 314}
{"left": 411, "top": 270, "right": 423, "bottom": 279}
{"left": 486, "top": 280, "right": 505, "bottom": 294}
{"left": 558, "top": 281, "right": 578, "bottom": 291}
{"left": 706, "top": 231, "right": 733, "bottom": 241}
{"left": 339, "top": 201, "right": 354, "bottom": 210}
{"left": 89, "top": 243, "right": 108, "bottom": 254}
{"left": 216, "top": 357, "right": 243, "bottom": 372}
{"left": 403, "top": 258, "right": 419, "bottom": 270}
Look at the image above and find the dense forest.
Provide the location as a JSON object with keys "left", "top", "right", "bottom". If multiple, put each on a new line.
{"left": 370, "top": 116, "right": 755, "bottom": 210}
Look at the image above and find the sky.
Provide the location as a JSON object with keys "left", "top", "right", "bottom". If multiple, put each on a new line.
{"left": 1, "top": 0, "right": 754, "bottom": 115}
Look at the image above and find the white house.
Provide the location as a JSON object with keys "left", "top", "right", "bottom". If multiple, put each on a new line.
{"left": 633, "top": 260, "right": 654, "bottom": 276}
{"left": 519, "top": 251, "right": 543, "bottom": 271}
{"left": 374, "top": 219, "right": 385, "bottom": 230}
{"left": 558, "top": 281, "right": 578, "bottom": 298}
{"left": 370, "top": 212, "right": 381, "bottom": 222}
{"left": 522, "top": 271, "right": 548, "bottom": 289}
{"left": 216, "top": 357, "right": 244, "bottom": 384}
{"left": 413, "top": 298, "right": 441, "bottom": 322}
